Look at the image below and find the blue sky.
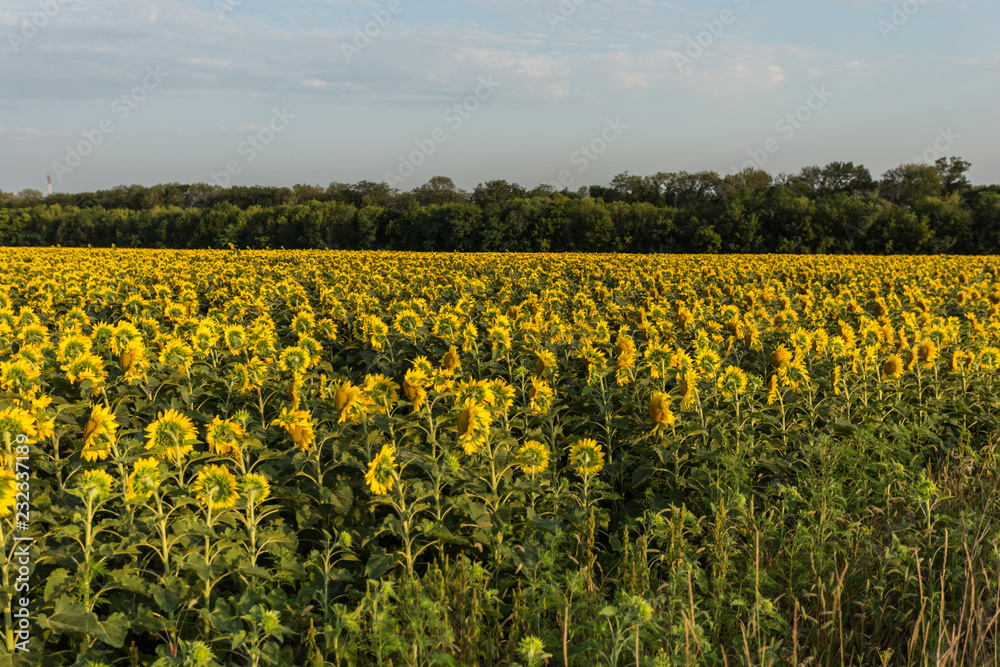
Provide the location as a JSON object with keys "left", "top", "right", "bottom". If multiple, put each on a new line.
{"left": 1, "top": 0, "right": 997, "bottom": 195}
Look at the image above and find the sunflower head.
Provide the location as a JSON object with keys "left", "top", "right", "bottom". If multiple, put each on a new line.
{"left": 528, "top": 377, "right": 554, "bottom": 415}
{"left": 677, "top": 370, "right": 698, "bottom": 411}
{"left": 144, "top": 409, "right": 199, "bottom": 461}
{"left": 0, "top": 359, "right": 40, "bottom": 397}
{"left": 0, "top": 470, "right": 16, "bottom": 516}
{"left": 457, "top": 399, "right": 490, "bottom": 455}
{"left": 648, "top": 392, "right": 676, "bottom": 429}
{"left": 770, "top": 345, "right": 793, "bottom": 370}
{"left": 717, "top": 366, "right": 749, "bottom": 399}
{"left": 365, "top": 443, "right": 397, "bottom": 495}
{"left": 882, "top": 355, "right": 904, "bottom": 381}
{"left": 517, "top": 440, "right": 550, "bottom": 474}
{"left": 191, "top": 464, "right": 240, "bottom": 511}
{"left": 569, "top": 438, "right": 605, "bottom": 478}
{"left": 363, "top": 374, "right": 400, "bottom": 414}
{"left": 158, "top": 338, "right": 193, "bottom": 371}
{"left": 917, "top": 339, "right": 938, "bottom": 368}
{"left": 442, "top": 346, "right": 462, "bottom": 372}
{"left": 278, "top": 346, "right": 311, "bottom": 374}
{"left": 333, "top": 380, "right": 366, "bottom": 425}
{"left": 74, "top": 469, "right": 115, "bottom": 501}
{"left": 57, "top": 333, "right": 93, "bottom": 363}
{"left": 0, "top": 406, "right": 37, "bottom": 445}
{"left": 271, "top": 408, "right": 315, "bottom": 451}
{"left": 241, "top": 473, "right": 271, "bottom": 506}
{"left": 402, "top": 368, "right": 429, "bottom": 409}
{"left": 62, "top": 352, "right": 106, "bottom": 390}
{"left": 206, "top": 416, "right": 244, "bottom": 456}
{"left": 222, "top": 325, "right": 246, "bottom": 353}
{"left": 949, "top": 349, "right": 972, "bottom": 374}
{"left": 126, "top": 458, "right": 163, "bottom": 501}
{"left": 82, "top": 403, "right": 118, "bottom": 462}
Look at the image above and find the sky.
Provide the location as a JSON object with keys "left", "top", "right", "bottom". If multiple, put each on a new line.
{"left": 1, "top": 0, "right": 997, "bottom": 195}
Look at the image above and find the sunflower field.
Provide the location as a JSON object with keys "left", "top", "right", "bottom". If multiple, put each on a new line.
{"left": 2, "top": 248, "right": 1000, "bottom": 666}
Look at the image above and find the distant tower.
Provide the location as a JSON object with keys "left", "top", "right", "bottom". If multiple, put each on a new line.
{"left": 47, "top": 174, "right": 52, "bottom": 196}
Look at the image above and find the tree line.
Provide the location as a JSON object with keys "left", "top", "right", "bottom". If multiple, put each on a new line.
{"left": 2, "top": 158, "right": 999, "bottom": 253}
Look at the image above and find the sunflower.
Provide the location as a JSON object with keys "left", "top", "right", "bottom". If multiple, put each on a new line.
{"left": 17, "top": 323, "right": 48, "bottom": 346}
{"left": 206, "top": 416, "right": 244, "bottom": 456}
{"left": 296, "top": 334, "right": 323, "bottom": 365}
{"left": 90, "top": 321, "right": 115, "bottom": 352}
{"left": 288, "top": 372, "right": 303, "bottom": 409}
{"left": 62, "top": 352, "right": 106, "bottom": 389}
{"left": 144, "top": 409, "right": 199, "bottom": 461}
{"left": 978, "top": 346, "right": 1000, "bottom": 371}
{"left": 677, "top": 370, "right": 699, "bottom": 411}
{"left": 365, "top": 443, "right": 397, "bottom": 495}
{"left": 766, "top": 374, "right": 780, "bottom": 405}
{"left": 126, "top": 458, "right": 163, "bottom": 501}
{"left": 432, "top": 312, "right": 460, "bottom": 341}
{"left": 292, "top": 310, "right": 316, "bottom": 336}
{"left": 457, "top": 399, "right": 490, "bottom": 455}
{"left": 648, "top": 392, "right": 676, "bottom": 429}
{"left": 0, "top": 358, "right": 40, "bottom": 397}
{"left": 278, "top": 346, "right": 311, "bottom": 374}
{"left": 82, "top": 403, "right": 118, "bottom": 462}
{"left": 441, "top": 345, "right": 462, "bottom": 373}
{"left": 249, "top": 327, "right": 278, "bottom": 360}
{"left": 75, "top": 469, "right": 115, "bottom": 500}
{"left": 241, "top": 472, "right": 271, "bottom": 505}
{"left": 190, "top": 321, "right": 219, "bottom": 356}
{"left": 916, "top": 339, "right": 938, "bottom": 368}
{"left": 191, "top": 464, "right": 240, "bottom": 510}
{"left": 528, "top": 377, "right": 554, "bottom": 415}
{"left": 393, "top": 309, "right": 421, "bottom": 340}
{"left": 460, "top": 322, "right": 479, "bottom": 352}
{"left": 782, "top": 360, "right": 811, "bottom": 395}
{"left": 0, "top": 470, "right": 16, "bottom": 517}
{"left": 717, "top": 366, "right": 749, "bottom": 399}
{"left": 222, "top": 325, "right": 246, "bottom": 354}
{"left": 272, "top": 408, "right": 315, "bottom": 451}
{"left": 333, "top": 380, "right": 367, "bottom": 425}
{"left": 881, "top": 355, "right": 904, "bottom": 381}
{"left": 229, "top": 363, "right": 252, "bottom": 394}
{"left": 411, "top": 355, "right": 435, "bottom": 378}
{"left": 830, "top": 365, "right": 842, "bottom": 395}
{"left": 770, "top": 345, "right": 793, "bottom": 370}
{"left": 949, "top": 350, "right": 972, "bottom": 374}
{"left": 57, "top": 333, "right": 93, "bottom": 363}
{"left": 0, "top": 406, "right": 37, "bottom": 445}
{"left": 638, "top": 341, "right": 668, "bottom": 378}
{"left": 158, "top": 338, "right": 193, "bottom": 373}
{"left": 402, "top": 367, "right": 429, "bottom": 410}
{"left": 25, "top": 395, "right": 54, "bottom": 441}
{"left": 488, "top": 323, "right": 512, "bottom": 354}
{"left": 579, "top": 344, "right": 607, "bottom": 384}
{"left": 119, "top": 338, "right": 145, "bottom": 373}
{"left": 485, "top": 379, "right": 516, "bottom": 415}
{"left": 363, "top": 374, "right": 400, "bottom": 415}
{"left": 569, "top": 438, "right": 605, "bottom": 478}
{"left": 517, "top": 440, "right": 550, "bottom": 474}
{"left": 614, "top": 348, "right": 636, "bottom": 386}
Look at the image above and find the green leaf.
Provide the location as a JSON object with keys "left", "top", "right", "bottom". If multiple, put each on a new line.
{"left": 631, "top": 466, "right": 655, "bottom": 488}
{"left": 152, "top": 576, "right": 187, "bottom": 613}
{"left": 37, "top": 598, "right": 129, "bottom": 648}
{"left": 43, "top": 568, "right": 69, "bottom": 601}
{"left": 365, "top": 550, "right": 394, "bottom": 579}
{"left": 231, "top": 629, "right": 248, "bottom": 650}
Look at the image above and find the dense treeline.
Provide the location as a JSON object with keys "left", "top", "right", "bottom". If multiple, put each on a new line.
{"left": 3, "top": 158, "right": 999, "bottom": 253}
